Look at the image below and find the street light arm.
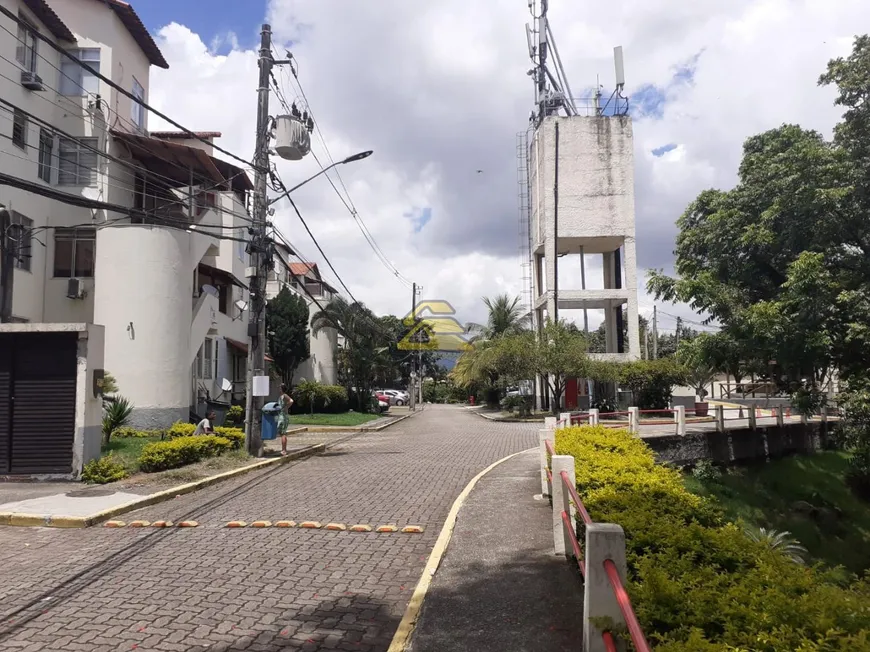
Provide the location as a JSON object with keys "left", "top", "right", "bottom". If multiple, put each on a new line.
{"left": 267, "top": 150, "right": 373, "bottom": 206}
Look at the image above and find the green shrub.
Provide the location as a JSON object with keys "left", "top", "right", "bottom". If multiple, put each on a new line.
{"left": 616, "top": 359, "right": 687, "bottom": 410}
{"left": 291, "top": 381, "right": 348, "bottom": 414}
{"left": 225, "top": 404, "right": 244, "bottom": 426}
{"left": 166, "top": 421, "right": 196, "bottom": 438}
{"left": 113, "top": 426, "right": 162, "bottom": 438}
{"left": 102, "top": 395, "right": 134, "bottom": 445}
{"left": 423, "top": 381, "right": 454, "bottom": 404}
{"left": 82, "top": 454, "right": 128, "bottom": 484}
{"left": 555, "top": 425, "right": 870, "bottom": 650}
{"left": 138, "top": 435, "right": 232, "bottom": 473}
{"left": 213, "top": 426, "right": 244, "bottom": 450}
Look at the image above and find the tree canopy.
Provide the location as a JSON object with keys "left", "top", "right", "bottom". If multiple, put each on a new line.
{"left": 266, "top": 287, "right": 310, "bottom": 385}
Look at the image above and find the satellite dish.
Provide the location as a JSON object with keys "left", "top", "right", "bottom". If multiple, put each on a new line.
{"left": 201, "top": 284, "right": 219, "bottom": 297}
{"left": 81, "top": 187, "right": 100, "bottom": 201}
{"left": 220, "top": 378, "right": 233, "bottom": 392}
{"left": 234, "top": 299, "right": 248, "bottom": 312}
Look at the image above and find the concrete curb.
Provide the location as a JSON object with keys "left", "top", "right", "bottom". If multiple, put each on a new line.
{"left": 386, "top": 447, "right": 533, "bottom": 652}
{"left": 472, "top": 410, "right": 544, "bottom": 424}
{"left": 0, "top": 443, "right": 326, "bottom": 529}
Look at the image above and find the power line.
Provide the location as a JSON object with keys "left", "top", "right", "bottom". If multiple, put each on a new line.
{"left": 269, "top": 169, "right": 358, "bottom": 303}
{"left": 279, "top": 57, "right": 413, "bottom": 288}
{"left": 0, "top": 5, "right": 260, "bottom": 173}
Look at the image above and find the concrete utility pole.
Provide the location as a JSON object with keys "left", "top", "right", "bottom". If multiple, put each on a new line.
{"left": 0, "top": 207, "right": 15, "bottom": 323}
{"left": 652, "top": 305, "right": 658, "bottom": 360}
{"left": 244, "top": 24, "right": 276, "bottom": 457}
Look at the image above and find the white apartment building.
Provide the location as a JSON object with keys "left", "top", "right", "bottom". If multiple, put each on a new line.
{"left": 0, "top": 0, "right": 253, "bottom": 430}
{"left": 267, "top": 243, "right": 339, "bottom": 386}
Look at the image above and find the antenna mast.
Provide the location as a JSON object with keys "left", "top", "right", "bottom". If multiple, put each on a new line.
{"left": 526, "top": 0, "right": 576, "bottom": 126}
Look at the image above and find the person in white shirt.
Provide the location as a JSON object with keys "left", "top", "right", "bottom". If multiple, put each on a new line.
{"left": 193, "top": 410, "right": 216, "bottom": 435}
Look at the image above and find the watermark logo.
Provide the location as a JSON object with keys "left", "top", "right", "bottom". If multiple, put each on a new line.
{"left": 398, "top": 299, "right": 472, "bottom": 352}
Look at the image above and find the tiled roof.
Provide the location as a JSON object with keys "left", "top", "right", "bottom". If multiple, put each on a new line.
{"left": 150, "top": 131, "right": 223, "bottom": 139}
{"left": 289, "top": 262, "right": 317, "bottom": 276}
{"left": 100, "top": 0, "right": 168, "bottom": 69}
{"left": 21, "top": 0, "right": 75, "bottom": 42}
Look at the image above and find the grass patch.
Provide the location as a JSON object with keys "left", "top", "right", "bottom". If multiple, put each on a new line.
{"left": 289, "top": 412, "right": 382, "bottom": 427}
{"left": 102, "top": 436, "right": 161, "bottom": 472}
{"left": 685, "top": 451, "right": 870, "bottom": 574}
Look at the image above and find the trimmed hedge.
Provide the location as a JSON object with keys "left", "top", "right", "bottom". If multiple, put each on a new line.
{"left": 555, "top": 425, "right": 870, "bottom": 651}
{"left": 291, "top": 381, "right": 349, "bottom": 414}
{"left": 165, "top": 422, "right": 244, "bottom": 450}
{"left": 138, "top": 435, "right": 233, "bottom": 473}
{"left": 82, "top": 454, "right": 128, "bottom": 484}
{"left": 114, "top": 426, "right": 162, "bottom": 438}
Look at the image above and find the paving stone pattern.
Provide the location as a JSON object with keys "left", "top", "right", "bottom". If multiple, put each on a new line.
{"left": 0, "top": 406, "right": 537, "bottom": 651}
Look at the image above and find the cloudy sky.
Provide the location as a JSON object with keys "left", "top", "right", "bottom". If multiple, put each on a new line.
{"left": 142, "top": 0, "right": 869, "bottom": 334}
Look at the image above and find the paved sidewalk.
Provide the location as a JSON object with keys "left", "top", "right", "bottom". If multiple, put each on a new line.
{"left": 409, "top": 449, "right": 584, "bottom": 652}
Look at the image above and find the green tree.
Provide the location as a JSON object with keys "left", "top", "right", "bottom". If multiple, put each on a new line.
{"left": 266, "top": 288, "right": 310, "bottom": 385}
{"left": 464, "top": 294, "right": 529, "bottom": 342}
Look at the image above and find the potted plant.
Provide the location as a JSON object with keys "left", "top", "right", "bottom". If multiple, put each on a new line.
{"left": 687, "top": 367, "right": 716, "bottom": 417}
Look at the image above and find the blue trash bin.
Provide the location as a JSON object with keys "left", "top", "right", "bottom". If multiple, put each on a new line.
{"left": 261, "top": 401, "right": 281, "bottom": 440}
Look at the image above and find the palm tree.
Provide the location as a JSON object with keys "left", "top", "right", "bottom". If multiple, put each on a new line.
{"left": 745, "top": 527, "right": 808, "bottom": 564}
{"left": 311, "top": 297, "right": 382, "bottom": 411}
{"left": 465, "top": 294, "right": 529, "bottom": 342}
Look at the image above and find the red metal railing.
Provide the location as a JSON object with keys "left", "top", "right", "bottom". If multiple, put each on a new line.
{"left": 548, "top": 443, "right": 652, "bottom": 652}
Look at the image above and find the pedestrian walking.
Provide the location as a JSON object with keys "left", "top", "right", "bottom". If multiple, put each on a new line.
{"left": 277, "top": 383, "right": 294, "bottom": 456}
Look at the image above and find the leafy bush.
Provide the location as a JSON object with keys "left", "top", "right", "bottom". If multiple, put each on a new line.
{"left": 500, "top": 394, "right": 533, "bottom": 416}
{"left": 555, "top": 424, "right": 870, "bottom": 650}
{"left": 839, "top": 379, "right": 870, "bottom": 500}
{"left": 423, "top": 380, "right": 453, "bottom": 404}
{"left": 616, "top": 359, "right": 687, "bottom": 410}
{"left": 291, "top": 381, "right": 349, "bottom": 414}
{"left": 213, "top": 426, "right": 244, "bottom": 450}
{"left": 166, "top": 421, "right": 196, "bottom": 438}
{"left": 101, "top": 395, "right": 134, "bottom": 445}
{"left": 744, "top": 526, "right": 808, "bottom": 565}
{"left": 113, "top": 426, "right": 162, "bottom": 439}
{"left": 225, "top": 405, "right": 244, "bottom": 426}
{"left": 82, "top": 454, "right": 128, "bottom": 484}
{"left": 591, "top": 395, "right": 619, "bottom": 415}
{"left": 691, "top": 458, "right": 722, "bottom": 482}
{"left": 138, "top": 435, "right": 232, "bottom": 473}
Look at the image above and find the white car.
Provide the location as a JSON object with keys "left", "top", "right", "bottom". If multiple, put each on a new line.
{"left": 379, "top": 389, "right": 409, "bottom": 406}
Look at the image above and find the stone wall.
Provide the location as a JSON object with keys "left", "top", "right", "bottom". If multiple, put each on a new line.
{"left": 641, "top": 421, "right": 838, "bottom": 467}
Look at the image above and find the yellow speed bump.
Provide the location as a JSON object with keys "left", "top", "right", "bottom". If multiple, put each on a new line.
{"left": 103, "top": 520, "right": 126, "bottom": 528}
{"left": 251, "top": 520, "right": 272, "bottom": 528}
{"left": 152, "top": 521, "right": 173, "bottom": 528}
{"left": 401, "top": 526, "right": 425, "bottom": 534}
{"left": 275, "top": 520, "right": 297, "bottom": 528}
{"left": 376, "top": 525, "right": 398, "bottom": 533}
{"left": 299, "top": 521, "right": 322, "bottom": 529}
{"left": 324, "top": 523, "right": 346, "bottom": 531}
{"left": 178, "top": 520, "right": 199, "bottom": 528}
{"left": 225, "top": 521, "right": 247, "bottom": 528}
{"left": 349, "top": 524, "right": 373, "bottom": 532}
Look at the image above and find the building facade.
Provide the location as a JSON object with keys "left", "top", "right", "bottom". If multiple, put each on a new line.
{"left": 1, "top": 0, "right": 252, "bottom": 429}
{"left": 267, "top": 244, "right": 339, "bottom": 386}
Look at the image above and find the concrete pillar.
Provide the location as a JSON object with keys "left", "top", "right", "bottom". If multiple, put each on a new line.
{"left": 560, "top": 412, "right": 572, "bottom": 428}
{"left": 589, "top": 408, "right": 600, "bottom": 426}
{"left": 545, "top": 242, "right": 557, "bottom": 320}
{"left": 715, "top": 405, "right": 725, "bottom": 433}
{"left": 553, "top": 454, "right": 577, "bottom": 559}
{"left": 623, "top": 237, "right": 640, "bottom": 359}
{"left": 674, "top": 405, "right": 686, "bottom": 436}
{"left": 551, "top": 455, "right": 575, "bottom": 556}
{"left": 628, "top": 407, "right": 639, "bottom": 434}
{"left": 800, "top": 410, "right": 808, "bottom": 425}
{"left": 748, "top": 403, "right": 757, "bottom": 431}
{"left": 776, "top": 405, "right": 784, "bottom": 427}
{"left": 538, "top": 429, "right": 552, "bottom": 496}
{"left": 544, "top": 416, "right": 557, "bottom": 431}
{"left": 584, "top": 523, "right": 629, "bottom": 652}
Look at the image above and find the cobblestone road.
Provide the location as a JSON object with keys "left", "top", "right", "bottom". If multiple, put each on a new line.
{"left": 0, "top": 406, "right": 537, "bottom": 652}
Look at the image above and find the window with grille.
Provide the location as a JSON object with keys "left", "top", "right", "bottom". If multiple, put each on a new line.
{"left": 59, "top": 48, "right": 100, "bottom": 95}
{"left": 15, "top": 16, "right": 37, "bottom": 73}
{"left": 10, "top": 212, "right": 32, "bottom": 272}
{"left": 53, "top": 228, "right": 96, "bottom": 278}
{"left": 12, "top": 109, "right": 26, "bottom": 149}
{"left": 202, "top": 339, "right": 214, "bottom": 380}
{"left": 38, "top": 129, "right": 53, "bottom": 182}
{"left": 58, "top": 137, "right": 98, "bottom": 186}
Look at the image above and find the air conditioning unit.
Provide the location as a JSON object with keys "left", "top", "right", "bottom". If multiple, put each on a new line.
{"left": 20, "top": 70, "right": 44, "bottom": 91}
{"left": 67, "top": 278, "right": 86, "bottom": 300}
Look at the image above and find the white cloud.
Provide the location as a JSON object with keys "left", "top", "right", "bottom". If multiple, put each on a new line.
{"left": 147, "top": 0, "right": 870, "bottom": 329}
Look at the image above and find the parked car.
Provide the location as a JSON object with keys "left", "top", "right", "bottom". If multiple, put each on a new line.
{"left": 372, "top": 391, "right": 392, "bottom": 413}
{"left": 379, "top": 389, "right": 409, "bottom": 406}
